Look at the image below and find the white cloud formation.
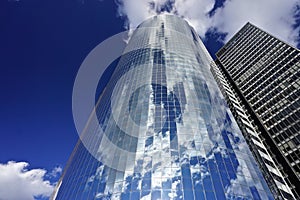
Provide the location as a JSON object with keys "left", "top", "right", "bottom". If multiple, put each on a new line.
{"left": 49, "top": 166, "right": 63, "bottom": 178}
{"left": 116, "top": 0, "right": 167, "bottom": 29}
{"left": 172, "top": 0, "right": 215, "bottom": 37}
{"left": 212, "top": 0, "right": 300, "bottom": 46}
{"left": 116, "top": 0, "right": 300, "bottom": 47}
{"left": 0, "top": 161, "right": 56, "bottom": 200}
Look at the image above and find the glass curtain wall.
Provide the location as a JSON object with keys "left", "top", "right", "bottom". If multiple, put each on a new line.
{"left": 53, "top": 15, "right": 273, "bottom": 200}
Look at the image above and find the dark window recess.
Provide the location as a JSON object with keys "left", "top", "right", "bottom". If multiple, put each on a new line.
{"left": 271, "top": 172, "right": 284, "bottom": 185}
{"left": 281, "top": 190, "right": 295, "bottom": 200}
{"left": 255, "top": 144, "right": 268, "bottom": 154}
{"left": 293, "top": 135, "right": 300, "bottom": 145}
{"left": 191, "top": 30, "right": 198, "bottom": 42}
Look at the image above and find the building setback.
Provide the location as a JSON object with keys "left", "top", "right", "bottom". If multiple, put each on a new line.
{"left": 52, "top": 15, "right": 274, "bottom": 199}
{"left": 212, "top": 22, "right": 300, "bottom": 199}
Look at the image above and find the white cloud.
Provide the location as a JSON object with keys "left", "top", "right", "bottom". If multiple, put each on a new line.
{"left": 172, "top": 0, "right": 215, "bottom": 37}
{"left": 212, "top": 0, "right": 300, "bottom": 46}
{"left": 49, "top": 166, "right": 63, "bottom": 178}
{"left": 116, "top": 0, "right": 167, "bottom": 29}
{"left": 115, "top": 0, "right": 300, "bottom": 47}
{"left": 0, "top": 161, "right": 56, "bottom": 200}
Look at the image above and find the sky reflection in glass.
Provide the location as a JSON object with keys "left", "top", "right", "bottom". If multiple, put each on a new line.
{"left": 54, "top": 15, "right": 273, "bottom": 200}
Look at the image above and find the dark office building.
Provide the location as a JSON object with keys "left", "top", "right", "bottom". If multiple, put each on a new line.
{"left": 212, "top": 22, "right": 300, "bottom": 199}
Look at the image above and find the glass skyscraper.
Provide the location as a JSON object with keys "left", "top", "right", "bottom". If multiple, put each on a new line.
{"left": 52, "top": 15, "right": 273, "bottom": 199}
{"left": 212, "top": 22, "right": 299, "bottom": 199}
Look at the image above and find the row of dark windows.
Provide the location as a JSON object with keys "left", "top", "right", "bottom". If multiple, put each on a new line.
{"left": 265, "top": 105, "right": 300, "bottom": 129}
{"left": 272, "top": 123, "right": 300, "bottom": 144}
{"left": 243, "top": 52, "right": 299, "bottom": 99}
{"left": 249, "top": 65, "right": 298, "bottom": 107}
{"left": 226, "top": 33, "right": 269, "bottom": 74}
{"left": 286, "top": 149, "right": 300, "bottom": 166}
{"left": 262, "top": 99, "right": 300, "bottom": 123}
{"left": 223, "top": 27, "right": 263, "bottom": 67}
{"left": 269, "top": 110, "right": 300, "bottom": 134}
{"left": 282, "top": 141, "right": 300, "bottom": 154}
{"left": 256, "top": 89, "right": 300, "bottom": 117}
{"left": 230, "top": 35, "right": 270, "bottom": 75}
{"left": 228, "top": 33, "right": 273, "bottom": 74}
{"left": 221, "top": 37, "right": 261, "bottom": 71}
{"left": 253, "top": 83, "right": 299, "bottom": 113}
{"left": 293, "top": 163, "right": 300, "bottom": 176}
{"left": 231, "top": 39, "right": 280, "bottom": 81}
{"left": 259, "top": 88, "right": 297, "bottom": 120}
{"left": 244, "top": 49, "right": 297, "bottom": 94}
{"left": 216, "top": 24, "right": 255, "bottom": 59}
{"left": 239, "top": 44, "right": 286, "bottom": 89}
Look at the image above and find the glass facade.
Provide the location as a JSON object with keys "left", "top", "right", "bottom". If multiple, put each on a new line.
{"left": 214, "top": 22, "right": 300, "bottom": 199}
{"left": 53, "top": 15, "right": 273, "bottom": 200}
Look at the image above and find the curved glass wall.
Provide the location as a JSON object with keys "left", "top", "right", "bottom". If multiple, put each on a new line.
{"left": 53, "top": 15, "right": 273, "bottom": 200}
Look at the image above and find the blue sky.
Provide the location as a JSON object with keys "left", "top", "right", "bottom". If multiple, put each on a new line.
{"left": 0, "top": 0, "right": 299, "bottom": 199}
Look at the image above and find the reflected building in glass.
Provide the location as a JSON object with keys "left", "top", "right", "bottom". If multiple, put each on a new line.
{"left": 52, "top": 15, "right": 274, "bottom": 199}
